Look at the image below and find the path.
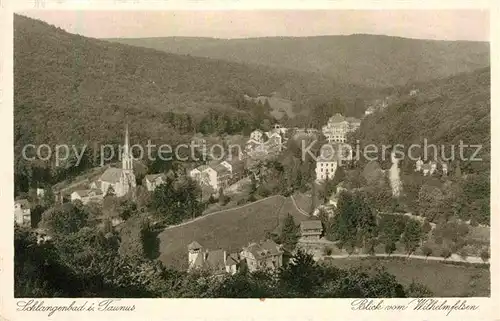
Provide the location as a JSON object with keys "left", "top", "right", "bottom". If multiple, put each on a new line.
{"left": 290, "top": 194, "right": 311, "bottom": 217}
{"left": 322, "top": 253, "right": 487, "bottom": 265}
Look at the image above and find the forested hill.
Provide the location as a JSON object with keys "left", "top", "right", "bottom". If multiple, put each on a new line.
{"left": 356, "top": 67, "right": 490, "bottom": 174}
{"left": 14, "top": 14, "right": 372, "bottom": 153}
{"left": 107, "top": 35, "right": 489, "bottom": 88}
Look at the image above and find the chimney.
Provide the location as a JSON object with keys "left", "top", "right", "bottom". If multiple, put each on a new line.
{"left": 223, "top": 250, "right": 227, "bottom": 266}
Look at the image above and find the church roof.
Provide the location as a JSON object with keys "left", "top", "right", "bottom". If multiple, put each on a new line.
{"left": 99, "top": 167, "right": 123, "bottom": 183}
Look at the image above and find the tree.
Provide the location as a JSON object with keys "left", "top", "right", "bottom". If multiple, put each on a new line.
{"left": 218, "top": 187, "right": 229, "bottom": 206}
{"left": 278, "top": 249, "right": 322, "bottom": 297}
{"left": 459, "top": 248, "right": 468, "bottom": 261}
{"left": 405, "top": 280, "right": 433, "bottom": 297}
{"left": 40, "top": 202, "right": 89, "bottom": 235}
{"left": 440, "top": 247, "right": 452, "bottom": 260}
{"left": 118, "top": 199, "right": 138, "bottom": 220}
{"left": 421, "top": 244, "right": 433, "bottom": 260}
{"left": 401, "top": 220, "right": 422, "bottom": 256}
{"left": 480, "top": 249, "right": 490, "bottom": 263}
{"left": 422, "top": 219, "right": 432, "bottom": 234}
{"left": 280, "top": 214, "right": 300, "bottom": 252}
{"left": 384, "top": 242, "right": 396, "bottom": 256}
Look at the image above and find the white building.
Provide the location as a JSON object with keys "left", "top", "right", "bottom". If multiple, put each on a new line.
{"left": 189, "top": 161, "right": 233, "bottom": 192}
{"left": 36, "top": 188, "right": 45, "bottom": 198}
{"left": 144, "top": 173, "right": 167, "bottom": 192}
{"left": 91, "top": 125, "right": 136, "bottom": 197}
{"left": 321, "top": 113, "right": 361, "bottom": 143}
{"left": 70, "top": 189, "right": 104, "bottom": 205}
{"left": 249, "top": 129, "right": 264, "bottom": 143}
{"left": 14, "top": 199, "right": 31, "bottom": 226}
{"left": 315, "top": 144, "right": 338, "bottom": 182}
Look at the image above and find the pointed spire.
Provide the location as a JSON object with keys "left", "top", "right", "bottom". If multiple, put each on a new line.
{"left": 124, "top": 124, "right": 130, "bottom": 154}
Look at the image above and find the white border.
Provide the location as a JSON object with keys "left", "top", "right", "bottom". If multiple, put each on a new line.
{"left": 1, "top": 1, "right": 498, "bottom": 321}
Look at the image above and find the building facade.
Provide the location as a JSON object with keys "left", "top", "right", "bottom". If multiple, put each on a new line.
{"left": 322, "top": 113, "right": 361, "bottom": 143}
{"left": 187, "top": 241, "right": 239, "bottom": 275}
{"left": 240, "top": 240, "right": 283, "bottom": 272}
{"left": 14, "top": 199, "right": 31, "bottom": 226}
{"left": 300, "top": 220, "right": 323, "bottom": 241}
{"left": 144, "top": 173, "right": 167, "bottom": 192}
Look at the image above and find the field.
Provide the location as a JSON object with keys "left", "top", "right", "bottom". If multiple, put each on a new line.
{"left": 158, "top": 195, "right": 309, "bottom": 269}
{"left": 322, "top": 257, "right": 490, "bottom": 297}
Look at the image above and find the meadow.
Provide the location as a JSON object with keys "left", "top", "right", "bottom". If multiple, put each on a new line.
{"left": 322, "top": 256, "right": 490, "bottom": 297}
{"left": 158, "top": 195, "right": 309, "bottom": 269}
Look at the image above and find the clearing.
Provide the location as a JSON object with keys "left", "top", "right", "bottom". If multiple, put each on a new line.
{"left": 158, "top": 195, "right": 309, "bottom": 269}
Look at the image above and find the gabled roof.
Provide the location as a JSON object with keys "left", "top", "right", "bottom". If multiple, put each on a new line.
{"left": 245, "top": 240, "right": 282, "bottom": 259}
{"left": 99, "top": 167, "right": 123, "bottom": 183}
{"left": 205, "top": 249, "right": 226, "bottom": 269}
{"left": 300, "top": 220, "right": 323, "bottom": 231}
{"left": 188, "top": 241, "right": 202, "bottom": 250}
{"left": 73, "top": 189, "right": 103, "bottom": 198}
{"left": 145, "top": 173, "right": 166, "bottom": 182}
{"left": 212, "top": 163, "right": 231, "bottom": 175}
{"left": 195, "top": 165, "right": 211, "bottom": 172}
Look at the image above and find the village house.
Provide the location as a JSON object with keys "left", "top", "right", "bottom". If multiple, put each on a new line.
{"left": 187, "top": 241, "right": 239, "bottom": 275}
{"left": 144, "top": 173, "right": 167, "bottom": 192}
{"left": 36, "top": 188, "right": 45, "bottom": 198}
{"left": 315, "top": 144, "right": 339, "bottom": 182}
{"left": 245, "top": 128, "right": 284, "bottom": 156}
{"left": 415, "top": 159, "right": 447, "bottom": 177}
{"left": 300, "top": 220, "right": 323, "bottom": 241}
{"left": 14, "top": 199, "right": 31, "bottom": 226}
{"left": 409, "top": 89, "right": 419, "bottom": 96}
{"left": 240, "top": 240, "right": 283, "bottom": 272}
{"left": 70, "top": 188, "right": 104, "bottom": 205}
{"left": 91, "top": 125, "right": 136, "bottom": 197}
{"left": 321, "top": 113, "right": 361, "bottom": 143}
{"left": 189, "top": 160, "right": 233, "bottom": 192}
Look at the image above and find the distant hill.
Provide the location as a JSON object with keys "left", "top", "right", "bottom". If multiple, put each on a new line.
{"left": 14, "top": 15, "right": 373, "bottom": 154}
{"left": 356, "top": 67, "right": 490, "bottom": 173}
{"left": 107, "top": 35, "right": 490, "bottom": 88}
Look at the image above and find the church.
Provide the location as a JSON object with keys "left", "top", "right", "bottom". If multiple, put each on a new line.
{"left": 91, "top": 125, "right": 137, "bottom": 197}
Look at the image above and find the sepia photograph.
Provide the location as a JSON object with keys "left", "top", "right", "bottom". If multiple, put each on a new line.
{"left": 5, "top": 3, "right": 494, "bottom": 313}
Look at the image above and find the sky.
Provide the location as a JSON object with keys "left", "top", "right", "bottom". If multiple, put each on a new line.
{"left": 19, "top": 10, "right": 490, "bottom": 41}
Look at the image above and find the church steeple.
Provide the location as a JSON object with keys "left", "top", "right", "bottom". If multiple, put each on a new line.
{"left": 122, "top": 124, "right": 133, "bottom": 171}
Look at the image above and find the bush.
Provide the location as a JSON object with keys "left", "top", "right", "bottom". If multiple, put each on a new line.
{"left": 323, "top": 247, "right": 333, "bottom": 256}
{"left": 440, "top": 248, "right": 452, "bottom": 260}
{"left": 421, "top": 244, "right": 432, "bottom": 258}
{"left": 480, "top": 249, "right": 490, "bottom": 263}
{"left": 459, "top": 248, "right": 468, "bottom": 260}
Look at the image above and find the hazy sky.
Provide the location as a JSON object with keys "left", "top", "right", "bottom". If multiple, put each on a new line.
{"left": 19, "top": 10, "right": 489, "bottom": 41}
